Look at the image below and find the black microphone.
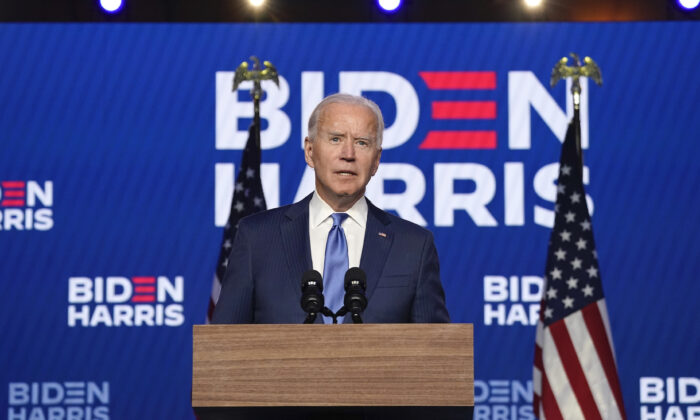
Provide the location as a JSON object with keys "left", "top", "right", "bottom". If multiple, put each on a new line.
{"left": 344, "top": 267, "right": 367, "bottom": 323}
{"left": 300, "top": 270, "right": 324, "bottom": 323}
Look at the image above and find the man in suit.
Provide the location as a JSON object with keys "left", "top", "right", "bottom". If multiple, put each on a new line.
{"left": 212, "top": 93, "right": 449, "bottom": 324}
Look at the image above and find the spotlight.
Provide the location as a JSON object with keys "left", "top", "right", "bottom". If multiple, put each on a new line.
{"left": 678, "top": 0, "right": 700, "bottom": 10}
{"left": 249, "top": 0, "right": 265, "bottom": 7}
{"left": 524, "top": 0, "right": 543, "bottom": 8}
{"left": 99, "top": 0, "right": 123, "bottom": 13}
{"left": 377, "top": 0, "right": 402, "bottom": 13}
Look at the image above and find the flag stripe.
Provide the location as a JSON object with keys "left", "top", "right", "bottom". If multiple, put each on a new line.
{"left": 533, "top": 366, "right": 542, "bottom": 395}
{"left": 541, "top": 370, "right": 564, "bottom": 420}
{"left": 596, "top": 299, "right": 617, "bottom": 366}
{"left": 542, "top": 327, "right": 585, "bottom": 420}
{"left": 565, "top": 309, "right": 622, "bottom": 420}
{"left": 534, "top": 345, "right": 543, "bottom": 370}
{"left": 210, "top": 274, "right": 222, "bottom": 304}
{"left": 583, "top": 303, "right": 627, "bottom": 419}
{"left": 549, "top": 321, "right": 602, "bottom": 420}
{"left": 536, "top": 315, "right": 544, "bottom": 346}
{"left": 206, "top": 297, "right": 216, "bottom": 321}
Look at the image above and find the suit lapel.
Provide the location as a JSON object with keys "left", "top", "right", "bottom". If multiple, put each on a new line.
{"left": 280, "top": 194, "right": 313, "bottom": 305}
{"left": 359, "top": 199, "right": 393, "bottom": 306}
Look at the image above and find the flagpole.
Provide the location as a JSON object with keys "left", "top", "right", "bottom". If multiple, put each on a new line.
{"left": 571, "top": 72, "right": 582, "bottom": 165}
{"left": 250, "top": 57, "right": 263, "bottom": 147}
{"left": 232, "top": 56, "right": 280, "bottom": 148}
{"left": 550, "top": 53, "right": 603, "bottom": 175}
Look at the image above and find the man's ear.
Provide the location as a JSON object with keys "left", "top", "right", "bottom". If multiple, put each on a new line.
{"left": 304, "top": 137, "right": 315, "bottom": 168}
{"left": 370, "top": 148, "right": 382, "bottom": 176}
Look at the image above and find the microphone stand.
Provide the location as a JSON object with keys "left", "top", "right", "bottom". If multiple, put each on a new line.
{"left": 322, "top": 307, "right": 338, "bottom": 324}
{"left": 334, "top": 307, "right": 348, "bottom": 324}
{"left": 329, "top": 306, "right": 363, "bottom": 324}
{"left": 303, "top": 313, "right": 317, "bottom": 324}
{"left": 311, "top": 307, "right": 362, "bottom": 324}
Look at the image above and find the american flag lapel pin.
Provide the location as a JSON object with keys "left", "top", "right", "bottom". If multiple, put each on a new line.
{"left": 378, "top": 232, "right": 387, "bottom": 238}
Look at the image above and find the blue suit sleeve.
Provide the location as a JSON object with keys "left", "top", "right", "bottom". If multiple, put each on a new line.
{"left": 411, "top": 232, "right": 450, "bottom": 323}
{"left": 211, "top": 222, "right": 254, "bottom": 324}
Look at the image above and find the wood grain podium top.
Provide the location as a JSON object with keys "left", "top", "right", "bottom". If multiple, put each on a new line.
{"left": 192, "top": 323, "right": 473, "bottom": 408}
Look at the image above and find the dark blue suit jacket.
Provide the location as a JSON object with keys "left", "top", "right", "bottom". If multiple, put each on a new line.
{"left": 211, "top": 194, "right": 450, "bottom": 324}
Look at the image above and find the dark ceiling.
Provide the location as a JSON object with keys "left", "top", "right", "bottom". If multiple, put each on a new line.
{"left": 0, "top": 0, "right": 697, "bottom": 22}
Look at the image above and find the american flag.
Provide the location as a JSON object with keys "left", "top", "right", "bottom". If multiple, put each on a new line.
{"left": 206, "top": 122, "right": 266, "bottom": 322}
{"left": 533, "top": 121, "right": 626, "bottom": 420}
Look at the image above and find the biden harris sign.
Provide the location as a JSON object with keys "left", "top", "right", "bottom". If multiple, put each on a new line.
{"left": 0, "top": 23, "right": 698, "bottom": 419}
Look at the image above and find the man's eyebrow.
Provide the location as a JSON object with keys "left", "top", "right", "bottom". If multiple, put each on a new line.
{"left": 327, "top": 131, "right": 347, "bottom": 137}
{"left": 354, "top": 136, "right": 375, "bottom": 142}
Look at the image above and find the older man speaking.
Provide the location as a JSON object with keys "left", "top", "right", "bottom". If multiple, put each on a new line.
{"left": 212, "top": 93, "right": 449, "bottom": 324}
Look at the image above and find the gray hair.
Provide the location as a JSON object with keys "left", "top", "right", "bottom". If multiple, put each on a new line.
{"left": 307, "top": 93, "right": 384, "bottom": 149}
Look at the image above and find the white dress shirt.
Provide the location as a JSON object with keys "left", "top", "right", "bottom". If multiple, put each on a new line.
{"left": 308, "top": 192, "right": 367, "bottom": 275}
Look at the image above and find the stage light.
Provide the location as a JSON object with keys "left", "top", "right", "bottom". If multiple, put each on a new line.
{"left": 99, "top": 0, "right": 123, "bottom": 13}
{"left": 524, "top": 0, "right": 543, "bottom": 8}
{"left": 249, "top": 0, "right": 265, "bottom": 7}
{"left": 377, "top": 0, "right": 402, "bottom": 13}
{"left": 678, "top": 0, "right": 700, "bottom": 10}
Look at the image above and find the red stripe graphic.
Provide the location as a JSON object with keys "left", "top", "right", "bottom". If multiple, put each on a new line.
{"left": 419, "top": 71, "right": 496, "bottom": 90}
{"left": 432, "top": 101, "right": 496, "bottom": 119}
{"left": 582, "top": 304, "right": 627, "bottom": 419}
{"left": 134, "top": 286, "right": 155, "bottom": 293}
{"left": 1, "top": 181, "right": 25, "bottom": 188}
{"left": 1, "top": 200, "right": 25, "bottom": 207}
{"left": 132, "top": 276, "right": 156, "bottom": 284}
{"left": 549, "top": 321, "right": 603, "bottom": 420}
{"left": 3, "top": 190, "right": 25, "bottom": 197}
{"left": 131, "top": 295, "right": 155, "bottom": 303}
{"left": 541, "top": 372, "right": 565, "bottom": 420}
{"left": 419, "top": 131, "right": 496, "bottom": 149}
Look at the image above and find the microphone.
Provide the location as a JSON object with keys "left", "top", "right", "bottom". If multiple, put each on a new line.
{"left": 344, "top": 267, "right": 367, "bottom": 323}
{"left": 300, "top": 270, "right": 324, "bottom": 323}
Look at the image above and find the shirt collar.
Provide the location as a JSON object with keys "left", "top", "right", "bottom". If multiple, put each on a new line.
{"left": 310, "top": 192, "right": 368, "bottom": 229}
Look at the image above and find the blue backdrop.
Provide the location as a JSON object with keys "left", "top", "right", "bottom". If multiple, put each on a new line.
{"left": 1, "top": 23, "right": 698, "bottom": 419}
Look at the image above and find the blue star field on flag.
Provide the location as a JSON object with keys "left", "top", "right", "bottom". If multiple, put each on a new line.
{"left": 542, "top": 124, "right": 604, "bottom": 325}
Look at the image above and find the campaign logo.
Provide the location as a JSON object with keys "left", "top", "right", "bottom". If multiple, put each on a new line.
{"left": 640, "top": 377, "right": 700, "bottom": 420}
{"left": 8, "top": 381, "right": 109, "bottom": 420}
{"left": 483, "top": 275, "right": 543, "bottom": 326}
{"left": 475, "top": 379, "right": 534, "bottom": 420}
{"left": 213, "top": 70, "right": 594, "bottom": 229}
{"left": 0, "top": 180, "right": 53, "bottom": 231}
{"left": 67, "top": 276, "right": 185, "bottom": 327}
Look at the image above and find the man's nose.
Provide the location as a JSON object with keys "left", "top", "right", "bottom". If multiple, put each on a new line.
{"left": 340, "top": 139, "right": 356, "bottom": 160}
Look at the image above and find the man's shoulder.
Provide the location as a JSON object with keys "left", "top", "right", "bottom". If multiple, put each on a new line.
{"left": 368, "top": 200, "right": 433, "bottom": 240}
{"left": 238, "top": 197, "right": 309, "bottom": 230}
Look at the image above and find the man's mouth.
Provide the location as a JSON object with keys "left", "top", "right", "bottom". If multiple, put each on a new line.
{"left": 335, "top": 171, "right": 357, "bottom": 177}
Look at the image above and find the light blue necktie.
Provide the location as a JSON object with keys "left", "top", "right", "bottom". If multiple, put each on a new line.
{"left": 323, "top": 213, "right": 349, "bottom": 324}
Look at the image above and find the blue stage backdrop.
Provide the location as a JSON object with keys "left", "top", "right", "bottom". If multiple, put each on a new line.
{"left": 1, "top": 23, "right": 698, "bottom": 420}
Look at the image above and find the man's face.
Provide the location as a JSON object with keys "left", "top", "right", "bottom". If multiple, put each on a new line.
{"left": 304, "top": 102, "right": 382, "bottom": 211}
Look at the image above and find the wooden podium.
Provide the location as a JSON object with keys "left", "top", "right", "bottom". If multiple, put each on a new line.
{"left": 192, "top": 323, "right": 473, "bottom": 419}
